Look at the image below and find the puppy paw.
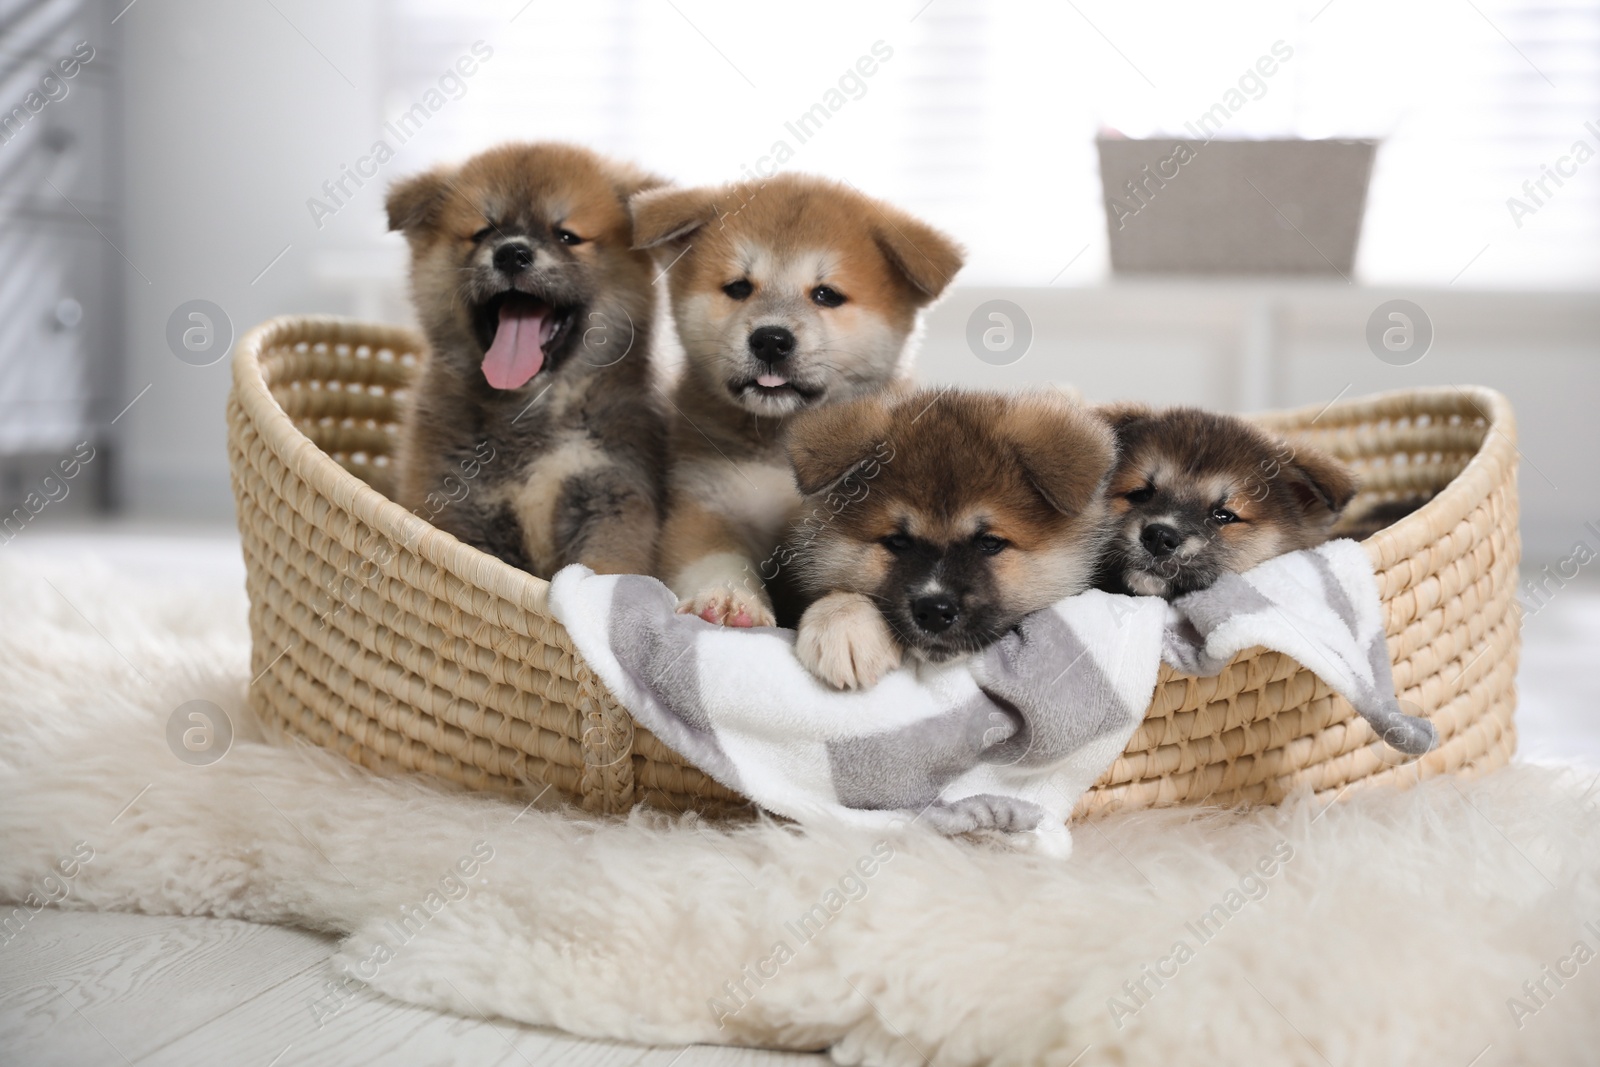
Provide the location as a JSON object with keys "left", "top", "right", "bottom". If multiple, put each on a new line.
{"left": 796, "top": 591, "right": 903, "bottom": 690}
{"left": 678, "top": 585, "right": 775, "bottom": 629}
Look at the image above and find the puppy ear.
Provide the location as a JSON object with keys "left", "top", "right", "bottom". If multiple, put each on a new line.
{"left": 870, "top": 204, "right": 964, "bottom": 303}
{"left": 629, "top": 185, "right": 720, "bottom": 249}
{"left": 1008, "top": 395, "right": 1117, "bottom": 518}
{"left": 605, "top": 161, "right": 669, "bottom": 205}
{"left": 386, "top": 168, "right": 451, "bottom": 236}
{"left": 786, "top": 394, "right": 898, "bottom": 496}
{"left": 1093, "top": 401, "right": 1153, "bottom": 438}
{"left": 1284, "top": 444, "right": 1359, "bottom": 520}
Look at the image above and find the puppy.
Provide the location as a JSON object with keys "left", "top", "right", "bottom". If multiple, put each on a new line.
{"left": 630, "top": 174, "right": 964, "bottom": 627}
{"left": 783, "top": 389, "right": 1118, "bottom": 690}
{"left": 1336, "top": 495, "right": 1428, "bottom": 541}
{"left": 1094, "top": 404, "right": 1358, "bottom": 599}
{"left": 387, "top": 142, "right": 667, "bottom": 577}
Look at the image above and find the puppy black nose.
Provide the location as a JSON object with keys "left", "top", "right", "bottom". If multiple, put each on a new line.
{"left": 747, "top": 326, "right": 795, "bottom": 365}
{"left": 493, "top": 243, "right": 534, "bottom": 275}
{"left": 910, "top": 595, "right": 959, "bottom": 634}
{"left": 1141, "top": 523, "right": 1183, "bottom": 558}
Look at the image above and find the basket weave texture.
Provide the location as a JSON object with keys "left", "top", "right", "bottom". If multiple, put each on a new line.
{"left": 226, "top": 315, "right": 1521, "bottom": 819}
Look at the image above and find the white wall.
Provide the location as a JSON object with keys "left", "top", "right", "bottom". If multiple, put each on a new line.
{"left": 118, "top": 0, "right": 383, "bottom": 517}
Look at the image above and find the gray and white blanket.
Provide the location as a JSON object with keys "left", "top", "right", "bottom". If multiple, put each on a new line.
{"left": 549, "top": 539, "right": 1434, "bottom": 854}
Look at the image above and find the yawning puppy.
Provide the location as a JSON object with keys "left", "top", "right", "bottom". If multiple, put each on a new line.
{"left": 1094, "top": 404, "right": 1358, "bottom": 599}
{"left": 783, "top": 389, "right": 1117, "bottom": 690}
{"left": 387, "top": 142, "right": 668, "bottom": 577}
{"left": 630, "top": 174, "right": 964, "bottom": 627}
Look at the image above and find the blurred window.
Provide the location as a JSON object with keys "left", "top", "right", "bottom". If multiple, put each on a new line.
{"left": 384, "top": 0, "right": 1600, "bottom": 287}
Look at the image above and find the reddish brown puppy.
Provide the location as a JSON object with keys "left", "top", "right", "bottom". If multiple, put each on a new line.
{"left": 388, "top": 142, "right": 668, "bottom": 577}
{"left": 631, "top": 175, "right": 964, "bottom": 628}
{"left": 782, "top": 388, "right": 1117, "bottom": 689}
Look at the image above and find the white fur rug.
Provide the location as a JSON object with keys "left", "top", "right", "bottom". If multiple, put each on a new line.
{"left": 3, "top": 553, "right": 1598, "bottom": 1066}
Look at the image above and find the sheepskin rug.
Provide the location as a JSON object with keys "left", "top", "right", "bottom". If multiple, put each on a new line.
{"left": 3, "top": 551, "right": 1599, "bottom": 1067}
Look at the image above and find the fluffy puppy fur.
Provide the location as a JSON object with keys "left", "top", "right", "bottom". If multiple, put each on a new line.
{"left": 783, "top": 389, "right": 1117, "bottom": 690}
{"left": 630, "top": 174, "right": 964, "bottom": 628}
{"left": 388, "top": 142, "right": 668, "bottom": 577}
{"left": 1094, "top": 404, "right": 1358, "bottom": 599}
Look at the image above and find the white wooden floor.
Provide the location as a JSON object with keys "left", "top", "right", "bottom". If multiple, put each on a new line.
{"left": 4, "top": 525, "right": 1596, "bottom": 1065}
{"left": 0, "top": 909, "right": 825, "bottom": 1066}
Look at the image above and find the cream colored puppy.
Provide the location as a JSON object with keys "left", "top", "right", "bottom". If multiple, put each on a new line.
{"left": 631, "top": 174, "right": 963, "bottom": 626}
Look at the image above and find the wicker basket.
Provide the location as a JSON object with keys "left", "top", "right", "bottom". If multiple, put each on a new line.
{"left": 227, "top": 315, "right": 1521, "bottom": 819}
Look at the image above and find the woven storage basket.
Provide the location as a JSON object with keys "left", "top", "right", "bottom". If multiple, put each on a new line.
{"left": 227, "top": 315, "right": 1521, "bottom": 819}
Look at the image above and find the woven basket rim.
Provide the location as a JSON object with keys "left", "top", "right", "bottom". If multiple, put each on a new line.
{"left": 233, "top": 314, "right": 553, "bottom": 617}
{"left": 233, "top": 313, "right": 1520, "bottom": 815}
{"left": 233, "top": 312, "right": 1517, "bottom": 609}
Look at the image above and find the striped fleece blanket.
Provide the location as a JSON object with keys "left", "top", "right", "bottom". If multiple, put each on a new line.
{"left": 548, "top": 539, "right": 1435, "bottom": 854}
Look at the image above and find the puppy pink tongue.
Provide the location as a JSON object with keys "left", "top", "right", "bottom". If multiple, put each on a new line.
{"left": 757, "top": 373, "right": 788, "bottom": 387}
{"left": 482, "top": 303, "right": 548, "bottom": 390}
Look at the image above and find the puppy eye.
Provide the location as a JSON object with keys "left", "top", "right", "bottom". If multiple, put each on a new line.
{"left": 1211, "top": 507, "right": 1240, "bottom": 525}
{"left": 880, "top": 533, "right": 913, "bottom": 553}
{"left": 976, "top": 534, "right": 1009, "bottom": 555}
{"left": 723, "top": 279, "right": 753, "bottom": 300}
{"left": 471, "top": 226, "right": 494, "bottom": 243}
{"left": 554, "top": 227, "right": 584, "bottom": 246}
{"left": 811, "top": 285, "right": 846, "bottom": 308}
{"left": 1125, "top": 485, "right": 1155, "bottom": 504}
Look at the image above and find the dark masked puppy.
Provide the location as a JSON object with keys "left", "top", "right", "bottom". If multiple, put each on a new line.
{"left": 783, "top": 389, "right": 1117, "bottom": 690}
{"left": 387, "top": 142, "right": 668, "bottom": 577}
{"left": 631, "top": 174, "right": 964, "bottom": 629}
{"left": 1094, "top": 404, "right": 1358, "bottom": 599}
